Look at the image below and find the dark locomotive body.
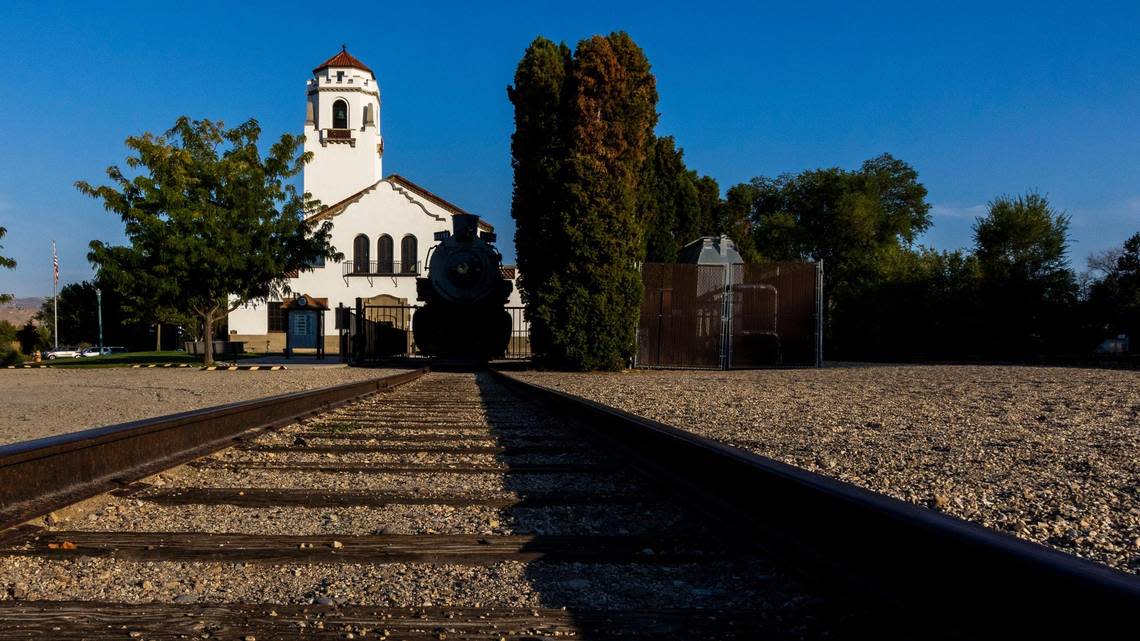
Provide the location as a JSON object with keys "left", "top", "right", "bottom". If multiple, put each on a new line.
{"left": 414, "top": 214, "right": 513, "bottom": 359}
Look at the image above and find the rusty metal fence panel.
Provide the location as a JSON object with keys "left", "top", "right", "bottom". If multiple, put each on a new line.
{"left": 638, "top": 264, "right": 723, "bottom": 368}
{"left": 729, "top": 263, "right": 820, "bottom": 367}
{"left": 637, "top": 262, "right": 821, "bottom": 369}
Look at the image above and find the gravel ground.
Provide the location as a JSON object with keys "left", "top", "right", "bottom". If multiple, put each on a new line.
{"left": 0, "top": 367, "right": 407, "bottom": 445}
{"left": 0, "top": 371, "right": 854, "bottom": 635}
{"left": 55, "top": 498, "right": 691, "bottom": 536}
{"left": 175, "top": 467, "right": 630, "bottom": 493}
{"left": 516, "top": 364, "right": 1140, "bottom": 574}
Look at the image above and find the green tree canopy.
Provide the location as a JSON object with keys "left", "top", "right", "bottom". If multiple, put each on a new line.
{"left": 32, "top": 279, "right": 172, "bottom": 349}
{"left": 972, "top": 193, "right": 1077, "bottom": 355}
{"left": 78, "top": 117, "right": 341, "bottom": 363}
{"left": 508, "top": 32, "right": 658, "bottom": 370}
{"left": 1085, "top": 231, "right": 1140, "bottom": 345}
{"left": 749, "top": 154, "right": 931, "bottom": 290}
{"left": 507, "top": 36, "right": 573, "bottom": 365}
{"left": 740, "top": 153, "right": 930, "bottom": 352}
{"left": 0, "top": 227, "right": 15, "bottom": 304}
{"left": 641, "top": 136, "right": 701, "bottom": 262}
{"left": 974, "top": 193, "right": 1073, "bottom": 290}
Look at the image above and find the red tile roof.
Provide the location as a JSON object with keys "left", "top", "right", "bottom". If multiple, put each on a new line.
{"left": 314, "top": 47, "right": 373, "bottom": 75}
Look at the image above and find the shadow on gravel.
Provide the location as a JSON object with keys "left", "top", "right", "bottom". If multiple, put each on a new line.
{"left": 472, "top": 371, "right": 874, "bottom": 640}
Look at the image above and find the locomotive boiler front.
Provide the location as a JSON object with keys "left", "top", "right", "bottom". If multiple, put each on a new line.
{"left": 414, "top": 214, "right": 513, "bottom": 359}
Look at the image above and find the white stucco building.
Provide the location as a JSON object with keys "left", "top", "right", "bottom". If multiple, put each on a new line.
{"left": 227, "top": 48, "right": 520, "bottom": 354}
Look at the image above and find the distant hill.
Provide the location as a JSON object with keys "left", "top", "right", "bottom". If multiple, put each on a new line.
{"left": 0, "top": 297, "right": 44, "bottom": 327}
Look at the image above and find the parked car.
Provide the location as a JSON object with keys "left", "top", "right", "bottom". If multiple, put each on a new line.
{"left": 79, "top": 347, "right": 128, "bottom": 357}
{"left": 45, "top": 348, "right": 83, "bottom": 359}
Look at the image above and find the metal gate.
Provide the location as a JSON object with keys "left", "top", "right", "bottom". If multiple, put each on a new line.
{"left": 637, "top": 262, "right": 822, "bottom": 368}
{"left": 337, "top": 301, "right": 531, "bottom": 363}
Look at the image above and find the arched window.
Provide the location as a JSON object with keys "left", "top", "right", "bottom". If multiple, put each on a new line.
{"left": 377, "top": 234, "right": 393, "bottom": 274}
{"left": 401, "top": 235, "right": 418, "bottom": 274}
{"left": 332, "top": 99, "right": 349, "bottom": 129}
{"left": 353, "top": 234, "right": 370, "bottom": 274}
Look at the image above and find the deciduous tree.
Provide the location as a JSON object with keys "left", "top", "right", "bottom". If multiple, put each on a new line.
{"left": 973, "top": 193, "right": 1077, "bottom": 355}
{"left": 78, "top": 117, "right": 340, "bottom": 364}
{"left": 0, "top": 227, "right": 14, "bottom": 305}
{"left": 742, "top": 154, "right": 932, "bottom": 353}
{"left": 1084, "top": 231, "right": 1139, "bottom": 349}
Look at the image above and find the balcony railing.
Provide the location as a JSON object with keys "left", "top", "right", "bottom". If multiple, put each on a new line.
{"left": 344, "top": 260, "right": 420, "bottom": 277}
{"left": 320, "top": 128, "right": 355, "bottom": 146}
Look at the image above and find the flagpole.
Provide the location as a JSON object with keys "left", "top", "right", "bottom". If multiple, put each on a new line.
{"left": 52, "top": 241, "right": 58, "bottom": 351}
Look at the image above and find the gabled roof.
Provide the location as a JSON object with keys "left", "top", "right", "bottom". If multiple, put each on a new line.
{"left": 313, "top": 47, "right": 373, "bottom": 75}
{"left": 304, "top": 176, "right": 494, "bottom": 232}
{"left": 387, "top": 174, "right": 493, "bottom": 232}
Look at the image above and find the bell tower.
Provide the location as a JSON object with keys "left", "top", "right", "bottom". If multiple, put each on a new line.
{"left": 303, "top": 46, "right": 383, "bottom": 207}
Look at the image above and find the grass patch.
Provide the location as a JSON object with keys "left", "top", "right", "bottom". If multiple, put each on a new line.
{"left": 42, "top": 350, "right": 200, "bottom": 368}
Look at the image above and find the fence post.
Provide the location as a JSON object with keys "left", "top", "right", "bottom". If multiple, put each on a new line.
{"left": 721, "top": 264, "right": 732, "bottom": 370}
{"left": 353, "top": 297, "right": 364, "bottom": 364}
{"left": 815, "top": 261, "right": 824, "bottom": 368}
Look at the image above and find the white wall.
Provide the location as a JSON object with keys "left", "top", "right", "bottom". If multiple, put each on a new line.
{"left": 228, "top": 58, "right": 525, "bottom": 345}
{"left": 231, "top": 179, "right": 457, "bottom": 337}
{"left": 303, "top": 65, "right": 383, "bottom": 207}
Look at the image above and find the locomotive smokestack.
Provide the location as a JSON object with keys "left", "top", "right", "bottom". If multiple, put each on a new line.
{"left": 453, "top": 214, "right": 479, "bottom": 242}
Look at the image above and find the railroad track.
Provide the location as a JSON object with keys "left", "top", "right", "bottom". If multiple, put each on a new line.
{"left": 0, "top": 368, "right": 1135, "bottom": 638}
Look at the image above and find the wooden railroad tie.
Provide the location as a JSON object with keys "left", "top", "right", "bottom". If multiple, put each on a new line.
{"left": 1, "top": 531, "right": 729, "bottom": 564}
{"left": 187, "top": 460, "right": 609, "bottom": 474}
{"left": 0, "top": 602, "right": 778, "bottom": 639}
{"left": 111, "top": 486, "right": 649, "bottom": 508}
{"left": 241, "top": 443, "right": 585, "bottom": 455}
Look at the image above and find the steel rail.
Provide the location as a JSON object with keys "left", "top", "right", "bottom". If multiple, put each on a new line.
{"left": 492, "top": 370, "right": 1139, "bottom": 636}
{"left": 0, "top": 367, "right": 427, "bottom": 531}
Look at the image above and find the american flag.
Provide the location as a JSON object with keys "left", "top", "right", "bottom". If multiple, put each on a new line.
{"left": 52, "top": 242, "right": 59, "bottom": 285}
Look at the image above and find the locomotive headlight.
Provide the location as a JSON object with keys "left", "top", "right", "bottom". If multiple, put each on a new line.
{"left": 444, "top": 251, "right": 485, "bottom": 289}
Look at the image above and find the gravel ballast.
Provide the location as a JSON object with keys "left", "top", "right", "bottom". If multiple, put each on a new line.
{"left": 516, "top": 364, "right": 1140, "bottom": 574}
{"left": 0, "top": 367, "right": 407, "bottom": 445}
{"left": 0, "top": 371, "right": 847, "bottom": 632}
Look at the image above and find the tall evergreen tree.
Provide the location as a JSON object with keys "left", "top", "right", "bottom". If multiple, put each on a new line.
{"left": 0, "top": 227, "right": 14, "bottom": 304}
{"left": 693, "top": 175, "right": 721, "bottom": 237}
{"left": 507, "top": 37, "right": 573, "bottom": 362}
{"left": 508, "top": 32, "right": 658, "bottom": 370}
{"left": 642, "top": 136, "right": 701, "bottom": 262}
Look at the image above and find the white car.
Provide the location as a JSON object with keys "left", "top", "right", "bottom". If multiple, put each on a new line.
{"left": 80, "top": 347, "right": 112, "bottom": 357}
{"left": 45, "top": 348, "right": 83, "bottom": 359}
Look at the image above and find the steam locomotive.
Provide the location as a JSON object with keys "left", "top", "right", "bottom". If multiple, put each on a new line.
{"left": 414, "top": 214, "right": 513, "bottom": 359}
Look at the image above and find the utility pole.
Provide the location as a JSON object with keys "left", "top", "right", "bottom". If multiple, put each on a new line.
{"left": 96, "top": 287, "right": 104, "bottom": 351}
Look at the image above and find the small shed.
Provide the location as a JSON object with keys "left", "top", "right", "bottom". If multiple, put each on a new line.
{"left": 283, "top": 294, "right": 329, "bottom": 359}
{"left": 678, "top": 235, "right": 744, "bottom": 266}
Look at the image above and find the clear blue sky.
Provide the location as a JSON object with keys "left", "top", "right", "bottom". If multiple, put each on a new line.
{"left": 1, "top": 0, "right": 1138, "bottom": 297}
